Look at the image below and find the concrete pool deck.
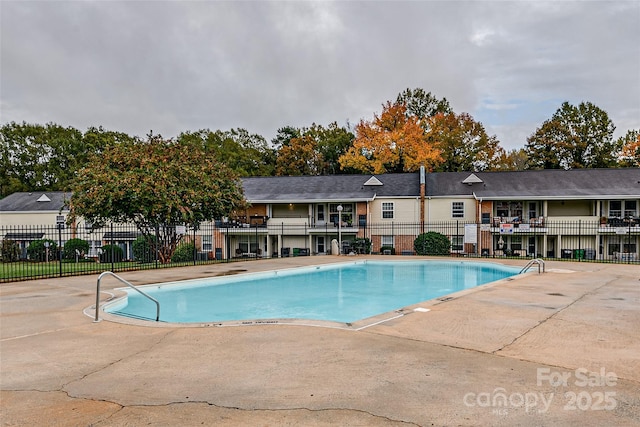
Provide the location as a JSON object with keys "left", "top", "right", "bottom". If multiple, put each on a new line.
{"left": 1, "top": 256, "right": 639, "bottom": 426}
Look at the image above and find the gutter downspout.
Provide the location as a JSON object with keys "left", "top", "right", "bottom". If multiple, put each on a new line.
{"left": 473, "top": 192, "right": 482, "bottom": 256}
{"left": 472, "top": 192, "right": 481, "bottom": 223}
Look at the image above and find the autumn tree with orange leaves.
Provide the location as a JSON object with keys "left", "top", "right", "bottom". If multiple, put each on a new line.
{"left": 274, "top": 123, "right": 355, "bottom": 176}
{"left": 618, "top": 129, "right": 640, "bottom": 167}
{"left": 338, "top": 102, "right": 442, "bottom": 174}
{"left": 426, "top": 112, "right": 504, "bottom": 172}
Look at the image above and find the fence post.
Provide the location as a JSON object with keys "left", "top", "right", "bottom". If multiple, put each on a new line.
{"left": 58, "top": 225, "right": 63, "bottom": 277}
{"left": 392, "top": 222, "right": 395, "bottom": 253}
{"left": 256, "top": 223, "right": 259, "bottom": 258}
{"left": 628, "top": 221, "right": 632, "bottom": 265}
{"left": 533, "top": 222, "right": 537, "bottom": 258}
{"left": 578, "top": 220, "right": 582, "bottom": 262}
{"left": 111, "top": 223, "right": 115, "bottom": 272}
{"left": 325, "top": 222, "right": 328, "bottom": 255}
{"left": 225, "top": 222, "right": 230, "bottom": 262}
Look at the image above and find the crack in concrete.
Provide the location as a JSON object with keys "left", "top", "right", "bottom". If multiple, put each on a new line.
{"left": 493, "top": 276, "right": 619, "bottom": 355}
{"left": 111, "top": 400, "right": 423, "bottom": 426}
{"left": 359, "top": 274, "right": 640, "bottom": 386}
{"left": 60, "top": 329, "right": 176, "bottom": 391}
{"left": 0, "top": 324, "right": 89, "bottom": 342}
{"left": 11, "top": 386, "right": 422, "bottom": 426}
{"left": 0, "top": 389, "right": 125, "bottom": 427}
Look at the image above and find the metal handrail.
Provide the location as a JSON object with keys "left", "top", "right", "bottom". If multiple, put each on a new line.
{"left": 520, "top": 258, "right": 545, "bottom": 274}
{"left": 94, "top": 271, "right": 160, "bottom": 322}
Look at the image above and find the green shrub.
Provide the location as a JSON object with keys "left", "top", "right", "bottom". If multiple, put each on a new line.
{"left": 63, "top": 238, "right": 90, "bottom": 260}
{"left": 100, "top": 244, "right": 124, "bottom": 263}
{"left": 1, "top": 239, "right": 21, "bottom": 262}
{"left": 27, "top": 239, "right": 58, "bottom": 261}
{"left": 171, "top": 242, "right": 195, "bottom": 263}
{"left": 133, "top": 235, "right": 157, "bottom": 263}
{"left": 380, "top": 245, "right": 395, "bottom": 255}
{"left": 414, "top": 232, "right": 451, "bottom": 256}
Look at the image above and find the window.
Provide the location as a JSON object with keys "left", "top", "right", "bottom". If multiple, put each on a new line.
{"left": 608, "top": 242, "right": 619, "bottom": 256}
{"left": 609, "top": 201, "right": 622, "bottom": 218}
{"left": 382, "top": 202, "right": 394, "bottom": 219}
{"left": 238, "top": 241, "right": 258, "bottom": 253}
{"left": 202, "top": 235, "right": 212, "bottom": 251}
{"left": 316, "top": 204, "right": 325, "bottom": 222}
{"left": 495, "top": 201, "right": 523, "bottom": 219}
{"left": 451, "top": 236, "right": 463, "bottom": 251}
{"left": 329, "top": 203, "right": 353, "bottom": 224}
{"left": 316, "top": 236, "right": 325, "bottom": 254}
{"left": 496, "top": 202, "right": 509, "bottom": 218}
{"left": 510, "top": 236, "right": 522, "bottom": 251}
{"left": 624, "top": 201, "right": 637, "bottom": 218}
{"left": 381, "top": 235, "right": 394, "bottom": 247}
{"left": 452, "top": 202, "right": 464, "bottom": 218}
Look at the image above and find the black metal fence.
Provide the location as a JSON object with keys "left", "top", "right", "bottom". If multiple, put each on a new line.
{"left": 1, "top": 219, "right": 638, "bottom": 282}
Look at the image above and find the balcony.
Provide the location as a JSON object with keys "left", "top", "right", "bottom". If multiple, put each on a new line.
{"left": 216, "top": 216, "right": 268, "bottom": 235}
{"left": 598, "top": 217, "right": 640, "bottom": 234}
{"left": 308, "top": 221, "right": 359, "bottom": 234}
{"left": 491, "top": 216, "right": 547, "bottom": 234}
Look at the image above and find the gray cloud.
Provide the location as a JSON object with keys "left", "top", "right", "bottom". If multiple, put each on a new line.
{"left": 1, "top": 1, "right": 638, "bottom": 150}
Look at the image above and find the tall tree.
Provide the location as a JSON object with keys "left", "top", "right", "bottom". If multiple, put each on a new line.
{"left": 178, "top": 129, "right": 275, "bottom": 177}
{"left": 494, "top": 148, "right": 529, "bottom": 171}
{"left": 426, "top": 112, "right": 504, "bottom": 172}
{"left": 523, "top": 119, "right": 565, "bottom": 169}
{"left": 396, "top": 88, "right": 452, "bottom": 123}
{"left": 315, "top": 122, "right": 356, "bottom": 175}
{"left": 271, "top": 126, "right": 301, "bottom": 150}
{"left": 274, "top": 123, "right": 355, "bottom": 176}
{"left": 338, "top": 102, "right": 442, "bottom": 174}
{"left": 0, "top": 122, "right": 85, "bottom": 196}
{"left": 83, "top": 126, "right": 138, "bottom": 155}
{"left": 525, "top": 101, "right": 618, "bottom": 169}
{"left": 618, "top": 129, "right": 640, "bottom": 167}
{"left": 275, "top": 132, "right": 324, "bottom": 176}
{"left": 69, "top": 135, "right": 246, "bottom": 263}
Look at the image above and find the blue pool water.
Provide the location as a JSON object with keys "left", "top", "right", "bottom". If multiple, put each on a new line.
{"left": 106, "top": 260, "right": 520, "bottom": 324}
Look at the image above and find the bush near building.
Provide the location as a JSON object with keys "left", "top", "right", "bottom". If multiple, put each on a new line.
{"left": 414, "top": 232, "right": 451, "bottom": 256}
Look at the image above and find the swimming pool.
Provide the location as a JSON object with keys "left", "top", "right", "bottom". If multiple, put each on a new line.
{"left": 105, "top": 260, "right": 521, "bottom": 324}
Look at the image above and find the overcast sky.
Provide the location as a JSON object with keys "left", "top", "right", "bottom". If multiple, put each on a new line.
{"left": 1, "top": 1, "right": 639, "bottom": 150}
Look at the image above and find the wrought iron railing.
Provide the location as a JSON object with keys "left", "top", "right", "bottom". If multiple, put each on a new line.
{"left": 1, "top": 219, "right": 638, "bottom": 282}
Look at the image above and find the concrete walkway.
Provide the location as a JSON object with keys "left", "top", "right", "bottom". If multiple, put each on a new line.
{"left": 1, "top": 257, "right": 639, "bottom": 426}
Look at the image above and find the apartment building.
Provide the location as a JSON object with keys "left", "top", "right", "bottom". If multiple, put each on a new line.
{"left": 2, "top": 168, "right": 639, "bottom": 261}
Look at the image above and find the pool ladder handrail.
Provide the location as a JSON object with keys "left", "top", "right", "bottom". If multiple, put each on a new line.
{"left": 94, "top": 271, "right": 160, "bottom": 322}
{"left": 520, "top": 258, "right": 545, "bottom": 274}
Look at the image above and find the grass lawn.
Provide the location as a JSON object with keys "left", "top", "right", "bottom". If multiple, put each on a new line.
{"left": 1, "top": 260, "right": 130, "bottom": 281}
{"left": 0, "top": 259, "right": 229, "bottom": 282}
